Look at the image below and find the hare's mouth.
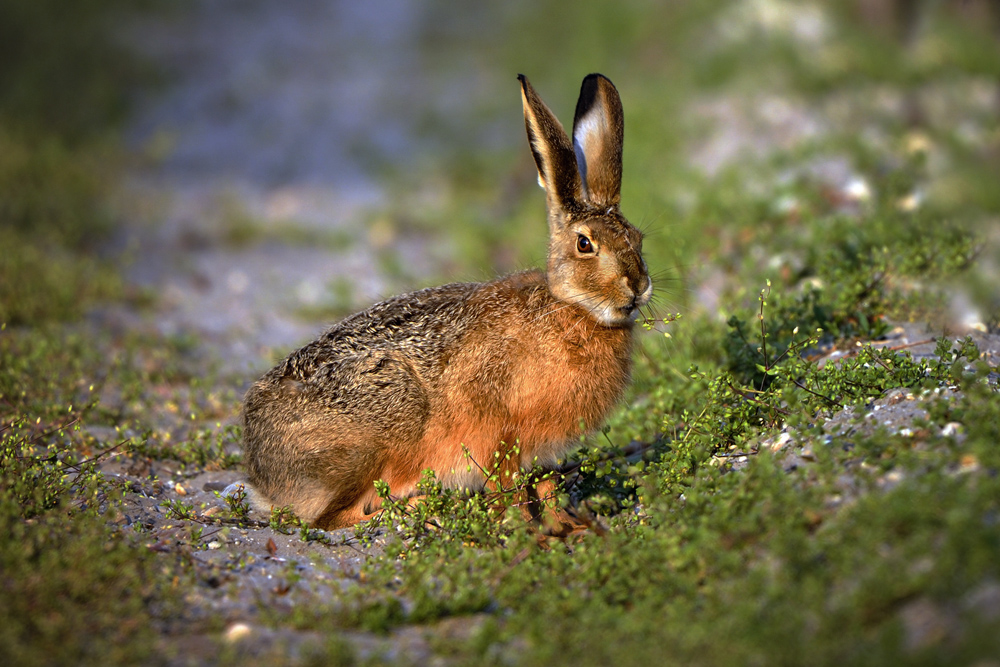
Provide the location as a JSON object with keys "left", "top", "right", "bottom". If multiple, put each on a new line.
{"left": 618, "top": 300, "right": 638, "bottom": 317}
{"left": 613, "top": 280, "right": 653, "bottom": 320}
{"left": 621, "top": 281, "right": 652, "bottom": 313}
{"left": 556, "top": 279, "right": 651, "bottom": 326}
{"left": 597, "top": 296, "right": 647, "bottom": 325}
{"left": 616, "top": 300, "right": 642, "bottom": 320}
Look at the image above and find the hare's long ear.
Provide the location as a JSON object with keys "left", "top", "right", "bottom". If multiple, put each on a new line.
{"left": 572, "top": 74, "right": 624, "bottom": 206}
{"left": 519, "top": 74, "right": 582, "bottom": 210}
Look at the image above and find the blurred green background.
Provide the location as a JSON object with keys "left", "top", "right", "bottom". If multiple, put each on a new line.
{"left": 2, "top": 0, "right": 997, "bottom": 331}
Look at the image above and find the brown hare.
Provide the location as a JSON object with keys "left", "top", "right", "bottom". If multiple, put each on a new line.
{"left": 238, "top": 73, "right": 651, "bottom": 530}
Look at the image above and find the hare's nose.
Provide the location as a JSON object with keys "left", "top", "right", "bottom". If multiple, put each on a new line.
{"left": 631, "top": 276, "right": 652, "bottom": 309}
{"left": 623, "top": 274, "right": 649, "bottom": 298}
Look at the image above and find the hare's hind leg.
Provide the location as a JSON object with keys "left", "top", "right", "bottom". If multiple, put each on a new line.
{"left": 528, "top": 475, "right": 588, "bottom": 537}
{"left": 312, "top": 494, "right": 381, "bottom": 530}
{"left": 244, "top": 349, "right": 431, "bottom": 529}
{"left": 242, "top": 399, "right": 382, "bottom": 526}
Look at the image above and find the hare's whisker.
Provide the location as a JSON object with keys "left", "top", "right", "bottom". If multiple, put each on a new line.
{"left": 529, "top": 289, "right": 605, "bottom": 324}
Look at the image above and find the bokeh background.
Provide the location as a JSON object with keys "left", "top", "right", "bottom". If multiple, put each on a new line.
{"left": 4, "top": 0, "right": 997, "bottom": 371}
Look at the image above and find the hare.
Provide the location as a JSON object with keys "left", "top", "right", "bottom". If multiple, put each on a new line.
{"left": 239, "top": 73, "right": 651, "bottom": 530}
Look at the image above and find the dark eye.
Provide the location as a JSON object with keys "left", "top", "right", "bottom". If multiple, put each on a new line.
{"left": 576, "top": 235, "right": 593, "bottom": 254}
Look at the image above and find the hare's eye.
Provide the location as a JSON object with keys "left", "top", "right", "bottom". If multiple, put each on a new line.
{"left": 576, "top": 235, "right": 594, "bottom": 254}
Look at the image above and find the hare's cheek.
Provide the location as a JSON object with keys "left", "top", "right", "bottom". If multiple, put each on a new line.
{"left": 550, "top": 265, "right": 577, "bottom": 296}
{"left": 567, "top": 260, "right": 597, "bottom": 289}
{"left": 588, "top": 252, "right": 612, "bottom": 279}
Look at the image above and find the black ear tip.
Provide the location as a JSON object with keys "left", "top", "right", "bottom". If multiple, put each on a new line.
{"left": 583, "top": 73, "right": 615, "bottom": 88}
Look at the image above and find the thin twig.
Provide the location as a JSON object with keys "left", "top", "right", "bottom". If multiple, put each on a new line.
{"left": 759, "top": 284, "right": 771, "bottom": 387}
{"left": 790, "top": 378, "right": 842, "bottom": 409}
{"left": 64, "top": 438, "right": 132, "bottom": 471}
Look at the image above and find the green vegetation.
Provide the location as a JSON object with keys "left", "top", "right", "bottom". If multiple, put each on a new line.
{"left": 2, "top": 0, "right": 1000, "bottom": 664}
{"left": 0, "top": 414, "right": 176, "bottom": 666}
{"left": 0, "top": 323, "right": 232, "bottom": 664}
{"left": 0, "top": 0, "right": 156, "bottom": 325}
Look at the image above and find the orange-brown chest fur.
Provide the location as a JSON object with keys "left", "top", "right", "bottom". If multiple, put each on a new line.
{"left": 413, "top": 271, "right": 633, "bottom": 481}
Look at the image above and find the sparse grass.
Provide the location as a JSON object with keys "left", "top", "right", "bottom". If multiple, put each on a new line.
{"left": 0, "top": 132, "right": 126, "bottom": 325}
{"left": 0, "top": 487, "right": 173, "bottom": 667}
{"left": 0, "top": 231, "right": 123, "bottom": 326}
{"left": 0, "top": 351, "right": 184, "bottom": 666}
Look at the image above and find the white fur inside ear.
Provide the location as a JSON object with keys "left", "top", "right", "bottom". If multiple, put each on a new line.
{"left": 537, "top": 173, "right": 546, "bottom": 189}
{"left": 573, "top": 110, "right": 605, "bottom": 149}
{"left": 573, "top": 110, "right": 605, "bottom": 191}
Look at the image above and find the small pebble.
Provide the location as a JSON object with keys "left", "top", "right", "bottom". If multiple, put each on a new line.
{"left": 941, "top": 422, "right": 963, "bottom": 437}
{"left": 843, "top": 178, "right": 871, "bottom": 202}
{"left": 208, "top": 541, "right": 222, "bottom": 550}
{"left": 767, "top": 432, "right": 793, "bottom": 451}
{"left": 896, "top": 191, "right": 923, "bottom": 212}
{"left": 222, "top": 482, "right": 246, "bottom": 498}
{"left": 958, "top": 454, "right": 980, "bottom": 474}
{"left": 881, "top": 470, "right": 904, "bottom": 488}
{"left": 224, "top": 623, "right": 252, "bottom": 643}
{"left": 174, "top": 482, "right": 187, "bottom": 496}
{"left": 905, "top": 132, "right": 931, "bottom": 154}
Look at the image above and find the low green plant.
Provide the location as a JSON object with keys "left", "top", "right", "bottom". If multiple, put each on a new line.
{"left": 220, "top": 484, "right": 251, "bottom": 521}
{"left": 0, "top": 409, "right": 179, "bottom": 666}
{"left": 134, "top": 424, "right": 242, "bottom": 470}
{"left": 367, "top": 469, "right": 510, "bottom": 552}
{"left": 161, "top": 497, "right": 197, "bottom": 521}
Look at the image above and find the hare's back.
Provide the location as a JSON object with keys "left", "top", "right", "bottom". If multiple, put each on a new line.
{"left": 273, "top": 281, "right": 484, "bottom": 385}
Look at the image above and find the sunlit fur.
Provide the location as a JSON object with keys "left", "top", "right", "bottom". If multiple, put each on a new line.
{"left": 240, "top": 74, "right": 651, "bottom": 529}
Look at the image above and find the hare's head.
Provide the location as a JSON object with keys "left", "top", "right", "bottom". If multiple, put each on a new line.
{"left": 519, "top": 73, "right": 651, "bottom": 327}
